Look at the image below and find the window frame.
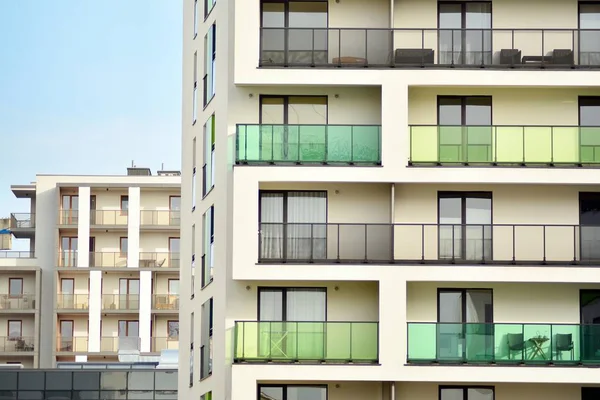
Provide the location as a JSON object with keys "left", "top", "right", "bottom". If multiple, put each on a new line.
{"left": 437, "top": 95, "right": 493, "bottom": 126}
{"left": 257, "top": 384, "right": 329, "bottom": 400}
{"left": 7, "top": 320, "right": 22, "bottom": 340}
{"left": 439, "top": 386, "right": 495, "bottom": 400}
{"left": 200, "top": 298, "right": 213, "bottom": 380}
{"left": 8, "top": 278, "right": 23, "bottom": 298}
{"left": 257, "top": 287, "right": 327, "bottom": 321}
{"left": 167, "top": 320, "right": 179, "bottom": 339}
{"left": 120, "top": 196, "right": 129, "bottom": 216}
{"left": 119, "top": 237, "right": 128, "bottom": 256}
{"left": 204, "top": 0, "right": 216, "bottom": 19}
{"left": 202, "top": 114, "right": 216, "bottom": 197}
{"left": 193, "top": 0, "right": 199, "bottom": 38}
{"left": 259, "top": 95, "right": 329, "bottom": 124}
{"left": 203, "top": 24, "right": 216, "bottom": 107}
{"left": 202, "top": 206, "right": 215, "bottom": 288}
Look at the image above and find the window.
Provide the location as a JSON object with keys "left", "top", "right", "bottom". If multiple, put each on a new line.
{"left": 437, "top": 96, "right": 493, "bottom": 163}
{"left": 8, "top": 321, "right": 22, "bottom": 340}
{"left": 438, "top": 192, "right": 492, "bottom": 261}
{"left": 203, "top": 115, "right": 215, "bottom": 195}
{"left": 118, "top": 320, "right": 139, "bottom": 337}
{"left": 190, "top": 312, "right": 194, "bottom": 386}
{"left": 120, "top": 237, "right": 128, "bottom": 256}
{"left": 169, "top": 238, "right": 181, "bottom": 268}
{"left": 191, "top": 224, "right": 196, "bottom": 297}
{"left": 200, "top": 298, "right": 213, "bottom": 379}
{"left": 259, "top": 385, "right": 327, "bottom": 400}
{"left": 9, "top": 279, "right": 23, "bottom": 297}
{"left": 260, "top": 96, "right": 327, "bottom": 124}
{"left": 193, "top": 0, "right": 199, "bottom": 37}
{"left": 203, "top": 24, "right": 216, "bottom": 106}
{"left": 204, "top": 0, "right": 216, "bottom": 17}
{"left": 439, "top": 386, "right": 494, "bottom": 400}
{"left": 192, "top": 171, "right": 197, "bottom": 211}
{"left": 168, "top": 321, "right": 179, "bottom": 339}
{"left": 202, "top": 206, "right": 214, "bottom": 287}
{"left": 61, "top": 237, "right": 78, "bottom": 267}
{"left": 120, "top": 196, "right": 129, "bottom": 214}
{"left": 168, "top": 279, "right": 180, "bottom": 295}
{"left": 193, "top": 51, "right": 198, "bottom": 124}
{"left": 201, "top": 392, "right": 212, "bottom": 400}
{"left": 259, "top": 288, "right": 326, "bottom": 321}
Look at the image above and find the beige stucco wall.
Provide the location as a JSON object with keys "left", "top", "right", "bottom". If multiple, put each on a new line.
{"left": 56, "top": 274, "right": 88, "bottom": 294}
{"left": 407, "top": 282, "right": 599, "bottom": 323}
{"left": 409, "top": 87, "right": 600, "bottom": 126}
{"left": 0, "top": 272, "right": 36, "bottom": 295}
{"left": 140, "top": 190, "right": 180, "bottom": 210}
{"left": 140, "top": 232, "right": 178, "bottom": 253}
{"left": 396, "top": 382, "right": 582, "bottom": 400}
{"left": 0, "top": 316, "right": 35, "bottom": 338}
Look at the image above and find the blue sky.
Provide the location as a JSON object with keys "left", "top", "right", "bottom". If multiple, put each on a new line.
{"left": 0, "top": 1, "right": 182, "bottom": 228}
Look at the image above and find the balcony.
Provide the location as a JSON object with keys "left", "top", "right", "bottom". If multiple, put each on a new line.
{"left": 260, "top": 28, "right": 600, "bottom": 69}
{"left": 410, "top": 125, "right": 600, "bottom": 166}
{"left": 407, "top": 322, "right": 600, "bottom": 365}
{"left": 258, "top": 222, "right": 600, "bottom": 265}
{"left": 0, "top": 251, "right": 34, "bottom": 259}
{"left": 90, "top": 252, "right": 127, "bottom": 268}
{"left": 0, "top": 337, "right": 35, "bottom": 352}
{"left": 139, "top": 252, "right": 180, "bottom": 268}
{"left": 57, "top": 251, "right": 77, "bottom": 267}
{"left": 100, "top": 336, "right": 140, "bottom": 352}
{"left": 151, "top": 294, "right": 179, "bottom": 311}
{"left": 0, "top": 294, "right": 35, "bottom": 311}
{"left": 58, "top": 210, "right": 78, "bottom": 225}
{"left": 151, "top": 337, "right": 179, "bottom": 352}
{"left": 56, "top": 294, "right": 89, "bottom": 310}
{"left": 90, "top": 210, "right": 127, "bottom": 226}
{"left": 101, "top": 294, "right": 139, "bottom": 311}
{"left": 140, "top": 210, "right": 180, "bottom": 227}
{"left": 233, "top": 321, "right": 378, "bottom": 363}
{"left": 236, "top": 124, "right": 382, "bottom": 165}
{"left": 56, "top": 336, "right": 88, "bottom": 352}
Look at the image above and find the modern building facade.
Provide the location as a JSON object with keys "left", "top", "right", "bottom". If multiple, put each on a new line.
{"left": 1, "top": 169, "right": 181, "bottom": 368}
{"left": 181, "top": 0, "right": 600, "bottom": 399}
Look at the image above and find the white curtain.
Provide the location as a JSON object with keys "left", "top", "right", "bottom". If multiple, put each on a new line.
{"left": 286, "top": 192, "right": 326, "bottom": 260}
{"left": 260, "top": 193, "right": 284, "bottom": 259}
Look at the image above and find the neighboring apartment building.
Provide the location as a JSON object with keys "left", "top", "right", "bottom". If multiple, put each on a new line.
{"left": 1, "top": 168, "right": 181, "bottom": 368}
{"left": 181, "top": 0, "right": 600, "bottom": 400}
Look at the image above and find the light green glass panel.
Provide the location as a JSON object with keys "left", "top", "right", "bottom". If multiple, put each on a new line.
{"left": 523, "top": 127, "right": 552, "bottom": 163}
{"left": 325, "top": 323, "right": 351, "bottom": 360}
{"left": 326, "top": 126, "right": 352, "bottom": 162}
{"left": 495, "top": 127, "right": 524, "bottom": 163}
{"left": 296, "top": 322, "right": 325, "bottom": 359}
{"left": 235, "top": 322, "right": 259, "bottom": 359}
{"left": 465, "top": 323, "right": 494, "bottom": 361}
{"left": 298, "top": 126, "right": 326, "bottom": 162}
{"left": 439, "top": 127, "right": 464, "bottom": 162}
{"left": 410, "top": 126, "right": 438, "bottom": 162}
{"left": 407, "top": 323, "right": 436, "bottom": 361}
{"left": 551, "top": 324, "right": 579, "bottom": 363}
{"left": 351, "top": 126, "right": 381, "bottom": 163}
{"left": 494, "top": 324, "right": 524, "bottom": 362}
{"left": 466, "top": 126, "right": 492, "bottom": 163}
{"left": 552, "top": 127, "right": 579, "bottom": 163}
{"left": 437, "top": 323, "right": 463, "bottom": 361}
{"left": 238, "top": 125, "right": 262, "bottom": 162}
{"left": 258, "top": 125, "right": 275, "bottom": 161}
{"left": 580, "top": 127, "right": 600, "bottom": 163}
{"left": 523, "top": 323, "right": 551, "bottom": 362}
{"left": 350, "top": 322, "right": 378, "bottom": 360}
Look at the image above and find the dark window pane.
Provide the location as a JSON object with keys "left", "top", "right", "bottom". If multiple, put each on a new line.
{"left": 126, "top": 391, "right": 153, "bottom": 400}
{"left": 73, "top": 372, "right": 100, "bottom": 390}
{"left": 44, "top": 391, "right": 72, "bottom": 400}
{"left": 440, "top": 388, "right": 463, "bottom": 400}
{"left": 73, "top": 391, "right": 100, "bottom": 400}
{"left": 260, "top": 387, "right": 283, "bottom": 400}
{"left": 0, "top": 372, "right": 17, "bottom": 390}
{"left": 100, "top": 372, "right": 126, "bottom": 390}
{"left": 468, "top": 388, "right": 494, "bottom": 400}
{"left": 99, "top": 391, "right": 126, "bottom": 400}
{"left": 288, "top": 2, "right": 327, "bottom": 28}
{"left": 287, "top": 386, "right": 326, "bottom": 400}
{"left": 18, "top": 372, "right": 44, "bottom": 390}
{"left": 154, "top": 372, "right": 177, "bottom": 390}
{"left": 465, "top": 98, "right": 492, "bottom": 125}
{"left": 45, "top": 372, "right": 72, "bottom": 390}
{"left": 262, "top": 3, "right": 284, "bottom": 27}
{"left": 438, "top": 98, "right": 462, "bottom": 125}
{"left": 127, "top": 372, "right": 154, "bottom": 391}
{"left": 580, "top": 98, "right": 600, "bottom": 126}
{"left": 155, "top": 391, "right": 177, "bottom": 400}
{"left": 0, "top": 391, "right": 16, "bottom": 400}
{"left": 17, "top": 391, "right": 43, "bottom": 400}
{"left": 259, "top": 290, "right": 283, "bottom": 321}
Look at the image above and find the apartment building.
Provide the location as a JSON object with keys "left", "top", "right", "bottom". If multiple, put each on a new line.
{"left": 1, "top": 168, "right": 181, "bottom": 368}
{"left": 181, "top": 0, "right": 600, "bottom": 399}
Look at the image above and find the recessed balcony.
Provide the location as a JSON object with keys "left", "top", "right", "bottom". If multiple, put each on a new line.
{"left": 151, "top": 294, "right": 179, "bottom": 311}
{"left": 90, "top": 210, "right": 128, "bottom": 227}
{"left": 236, "top": 124, "right": 382, "bottom": 165}
{"left": 0, "top": 251, "right": 34, "bottom": 259}
{"left": 9, "top": 213, "right": 35, "bottom": 239}
{"left": 410, "top": 125, "right": 600, "bottom": 166}
{"left": 407, "top": 322, "right": 600, "bottom": 365}
{"left": 139, "top": 252, "right": 180, "bottom": 269}
{"left": 56, "top": 294, "right": 89, "bottom": 311}
{"left": 0, "top": 294, "right": 35, "bottom": 311}
{"left": 258, "top": 222, "right": 600, "bottom": 265}
{"left": 151, "top": 337, "right": 179, "bottom": 352}
{"left": 140, "top": 210, "right": 180, "bottom": 227}
{"left": 0, "top": 337, "right": 35, "bottom": 353}
{"left": 101, "top": 294, "right": 139, "bottom": 311}
{"left": 260, "top": 27, "right": 600, "bottom": 69}
{"left": 233, "top": 321, "right": 378, "bottom": 363}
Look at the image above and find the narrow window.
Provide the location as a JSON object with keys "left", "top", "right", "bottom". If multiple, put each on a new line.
{"left": 9, "top": 278, "right": 23, "bottom": 297}
{"left": 202, "top": 206, "right": 214, "bottom": 287}
{"left": 201, "top": 298, "right": 213, "bottom": 379}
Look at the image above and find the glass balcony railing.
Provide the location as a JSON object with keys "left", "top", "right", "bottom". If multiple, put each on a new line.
{"left": 407, "top": 323, "right": 600, "bottom": 365}
{"left": 90, "top": 210, "right": 128, "bottom": 226}
{"left": 90, "top": 252, "right": 127, "bottom": 267}
{"left": 151, "top": 294, "right": 179, "bottom": 310}
{"left": 410, "top": 125, "right": 600, "bottom": 165}
{"left": 0, "top": 337, "right": 35, "bottom": 352}
{"left": 140, "top": 210, "right": 181, "bottom": 227}
{"left": 102, "top": 294, "right": 140, "bottom": 311}
{"left": 236, "top": 124, "right": 382, "bottom": 165}
{"left": 260, "top": 27, "right": 600, "bottom": 69}
{"left": 151, "top": 337, "right": 179, "bottom": 352}
{"left": 9, "top": 213, "right": 35, "bottom": 229}
{"left": 56, "top": 337, "right": 88, "bottom": 352}
{"left": 56, "top": 294, "right": 89, "bottom": 310}
{"left": 139, "top": 252, "right": 180, "bottom": 268}
{"left": 258, "top": 222, "right": 600, "bottom": 264}
{"left": 234, "top": 321, "right": 378, "bottom": 363}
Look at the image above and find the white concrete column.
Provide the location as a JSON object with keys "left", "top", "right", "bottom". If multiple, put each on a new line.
{"left": 88, "top": 270, "right": 102, "bottom": 352}
{"left": 139, "top": 270, "right": 152, "bottom": 352}
{"left": 127, "top": 187, "right": 140, "bottom": 268}
{"left": 379, "top": 277, "right": 407, "bottom": 367}
{"left": 381, "top": 82, "right": 409, "bottom": 171}
{"left": 77, "top": 187, "right": 91, "bottom": 268}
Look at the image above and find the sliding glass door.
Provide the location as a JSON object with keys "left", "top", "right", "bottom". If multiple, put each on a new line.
{"left": 439, "top": 192, "right": 492, "bottom": 261}
{"left": 260, "top": 191, "right": 327, "bottom": 261}
{"left": 259, "top": 288, "right": 326, "bottom": 359}
{"left": 439, "top": 2, "right": 492, "bottom": 65}
{"left": 580, "top": 3, "right": 600, "bottom": 66}
{"left": 438, "top": 289, "right": 493, "bottom": 362}
{"left": 580, "top": 192, "right": 600, "bottom": 261}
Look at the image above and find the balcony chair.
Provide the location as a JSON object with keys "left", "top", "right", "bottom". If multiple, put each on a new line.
{"left": 394, "top": 48, "right": 435, "bottom": 65}
{"left": 507, "top": 333, "right": 525, "bottom": 360}
{"left": 555, "top": 333, "right": 574, "bottom": 360}
{"left": 500, "top": 49, "right": 521, "bottom": 65}
{"left": 551, "top": 49, "right": 574, "bottom": 65}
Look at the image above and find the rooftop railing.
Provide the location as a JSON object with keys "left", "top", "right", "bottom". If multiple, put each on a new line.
{"left": 408, "top": 322, "right": 600, "bottom": 365}
{"left": 0, "top": 337, "right": 35, "bottom": 352}
{"left": 258, "top": 222, "right": 600, "bottom": 265}
{"left": 234, "top": 321, "right": 378, "bottom": 363}
{"left": 140, "top": 210, "right": 180, "bottom": 227}
{"left": 260, "top": 27, "right": 600, "bottom": 69}
{"left": 410, "top": 125, "right": 600, "bottom": 166}
{"left": 9, "top": 213, "right": 35, "bottom": 229}
{"left": 236, "top": 124, "right": 382, "bottom": 165}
